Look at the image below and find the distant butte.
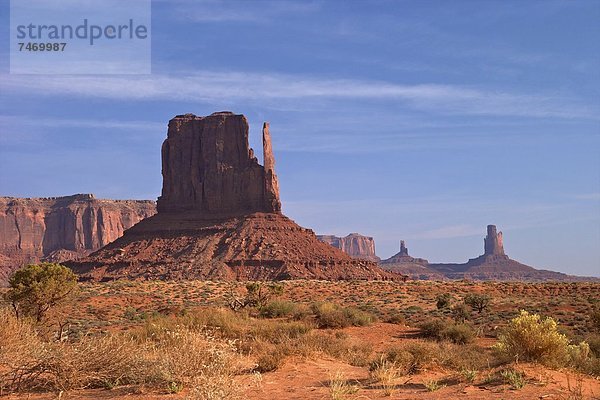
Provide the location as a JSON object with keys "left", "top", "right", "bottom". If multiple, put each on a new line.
{"left": 317, "top": 233, "right": 380, "bottom": 262}
{"left": 67, "top": 112, "right": 401, "bottom": 282}
{"left": 380, "top": 225, "right": 593, "bottom": 282}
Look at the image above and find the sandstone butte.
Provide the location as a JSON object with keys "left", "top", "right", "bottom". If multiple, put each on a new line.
{"left": 0, "top": 194, "right": 156, "bottom": 285}
{"left": 67, "top": 112, "right": 403, "bottom": 282}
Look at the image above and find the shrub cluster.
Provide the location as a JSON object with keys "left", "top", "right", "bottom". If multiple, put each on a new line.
{"left": 418, "top": 319, "right": 475, "bottom": 344}
{"left": 311, "top": 302, "right": 376, "bottom": 329}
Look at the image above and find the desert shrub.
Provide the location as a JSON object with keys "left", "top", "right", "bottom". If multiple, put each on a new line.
{"left": 369, "top": 355, "right": 401, "bottom": 396}
{"left": 464, "top": 293, "right": 491, "bottom": 313}
{"left": 419, "top": 319, "right": 447, "bottom": 339}
{"left": 436, "top": 293, "right": 453, "bottom": 310}
{"left": 500, "top": 367, "right": 526, "bottom": 389}
{"left": 590, "top": 308, "right": 600, "bottom": 332}
{"left": 443, "top": 323, "right": 476, "bottom": 345}
{"left": 41, "top": 334, "right": 150, "bottom": 390}
{"left": 423, "top": 379, "right": 446, "bottom": 392}
{"left": 344, "top": 306, "right": 376, "bottom": 326}
{"left": 250, "top": 320, "right": 313, "bottom": 343}
{"left": 328, "top": 370, "right": 359, "bottom": 400}
{"left": 384, "top": 311, "right": 405, "bottom": 325}
{"left": 4, "top": 263, "right": 78, "bottom": 322}
{"left": 0, "top": 309, "right": 46, "bottom": 391}
{"left": 418, "top": 319, "right": 475, "bottom": 344}
{"left": 451, "top": 303, "right": 471, "bottom": 323}
{"left": 258, "top": 300, "right": 311, "bottom": 321}
{"left": 294, "top": 331, "right": 373, "bottom": 366}
{"left": 586, "top": 334, "right": 600, "bottom": 357}
{"left": 312, "top": 302, "right": 375, "bottom": 329}
{"left": 494, "top": 310, "right": 570, "bottom": 366}
{"left": 254, "top": 348, "right": 287, "bottom": 372}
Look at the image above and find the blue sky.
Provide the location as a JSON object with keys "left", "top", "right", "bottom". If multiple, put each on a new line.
{"left": 0, "top": 0, "right": 599, "bottom": 276}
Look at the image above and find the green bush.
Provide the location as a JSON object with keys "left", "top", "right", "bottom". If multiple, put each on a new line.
{"left": 259, "top": 300, "right": 298, "bottom": 318}
{"left": 419, "top": 319, "right": 447, "bottom": 339}
{"left": 418, "top": 319, "right": 475, "bottom": 344}
{"left": 311, "top": 302, "right": 375, "bottom": 329}
{"left": 494, "top": 310, "right": 570, "bottom": 366}
{"left": 4, "top": 263, "right": 78, "bottom": 322}
{"left": 443, "top": 324, "right": 476, "bottom": 345}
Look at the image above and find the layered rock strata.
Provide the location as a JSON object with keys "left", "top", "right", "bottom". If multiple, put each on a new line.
{"left": 0, "top": 194, "right": 156, "bottom": 284}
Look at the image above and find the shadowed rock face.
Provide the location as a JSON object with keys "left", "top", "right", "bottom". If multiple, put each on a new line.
{"left": 0, "top": 195, "right": 156, "bottom": 284}
{"left": 157, "top": 112, "right": 281, "bottom": 215}
{"left": 69, "top": 112, "right": 403, "bottom": 282}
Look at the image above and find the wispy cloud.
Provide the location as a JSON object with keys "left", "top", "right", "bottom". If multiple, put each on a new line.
{"left": 1, "top": 71, "right": 595, "bottom": 119}
{"left": 0, "top": 115, "right": 163, "bottom": 131}
{"left": 570, "top": 193, "right": 600, "bottom": 201}
{"left": 412, "top": 224, "right": 482, "bottom": 240}
{"left": 157, "top": 0, "right": 320, "bottom": 23}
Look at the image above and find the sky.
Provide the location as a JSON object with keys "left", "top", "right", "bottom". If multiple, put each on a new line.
{"left": 0, "top": 0, "right": 599, "bottom": 277}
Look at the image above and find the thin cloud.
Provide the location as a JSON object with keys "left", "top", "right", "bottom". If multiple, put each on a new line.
{"left": 0, "top": 71, "right": 595, "bottom": 119}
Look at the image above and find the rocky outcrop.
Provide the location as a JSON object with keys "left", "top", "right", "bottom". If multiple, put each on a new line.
{"left": 317, "top": 233, "right": 380, "bottom": 262}
{"left": 484, "top": 225, "right": 505, "bottom": 256}
{"left": 379, "top": 240, "right": 442, "bottom": 280}
{"left": 69, "top": 112, "right": 403, "bottom": 282}
{"left": 428, "top": 225, "right": 589, "bottom": 281}
{"left": 157, "top": 112, "right": 281, "bottom": 215}
{"left": 0, "top": 194, "right": 156, "bottom": 284}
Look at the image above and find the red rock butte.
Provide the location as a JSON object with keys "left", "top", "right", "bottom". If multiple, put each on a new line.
{"left": 68, "top": 112, "right": 401, "bottom": 281}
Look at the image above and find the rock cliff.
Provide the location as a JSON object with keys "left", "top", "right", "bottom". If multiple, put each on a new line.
{"left": 317, "top": 233, "right": 380, "bottom": 262}
{"left": 0, "top": 194, "right": 156, "bottom": 284}
{"left": 69, "top": 112, "right": 403, "bottom": 282}
{"left": 157, "top": 112, "right": 281, "bottom": 215}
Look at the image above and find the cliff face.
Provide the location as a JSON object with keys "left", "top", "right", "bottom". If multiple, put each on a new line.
{"left": 157, "top": 112, "right": 281, "bottom": 215}
{"left": 317, "top": 233, "right": 380, "bottom": 262}
{"left": 0, "top": 194, "right": 156, "bottom": 283}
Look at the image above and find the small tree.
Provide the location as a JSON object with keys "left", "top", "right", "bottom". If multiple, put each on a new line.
{"left": 4, "top": 263, "right": 78, "bottom": 322}
{"left": 464, "top": 293, "right": 491, "bottom": 314}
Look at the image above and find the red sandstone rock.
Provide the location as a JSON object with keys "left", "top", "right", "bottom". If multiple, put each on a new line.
{"left": 317, "top": 233, "right": 380, "bottom": 262}
{"left": 71, "top": 213, "right": 398, "bottom": 281}
{"left": 157, "top": 112, "right": 281, "bottom": 215}
{"left": 0, "top": 194, "right": 156, "bottom": 284}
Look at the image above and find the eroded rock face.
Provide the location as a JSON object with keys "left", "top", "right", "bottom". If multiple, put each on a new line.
{"left": 317, "top": 233, "right": 380, "bottom": 262}
{"left": 157, "top": 112, "right": 281, "bottom": 215}
{"left": 0, "top": 194, "right": 156, "bottom": 284}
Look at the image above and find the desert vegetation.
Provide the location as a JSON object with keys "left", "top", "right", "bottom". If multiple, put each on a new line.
{"left": 1, "top": 266, "right": 599, "bottom": 399}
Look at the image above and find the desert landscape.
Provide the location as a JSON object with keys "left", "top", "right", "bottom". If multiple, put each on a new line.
{"left": 1, "top": 111, "right": 598, "bottom": 399}
{"left": 1, "top": 1, "right": 599, "bottom": 399}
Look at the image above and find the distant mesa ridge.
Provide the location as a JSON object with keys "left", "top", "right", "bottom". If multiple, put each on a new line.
{"left": 66, "top": 112, "right": 401, "bottom": 282}
{"left": 377, "top": 225, "right": 593, "bottom": 281}
{"left": 317, "top": 233, "right": 380, "bottom": 262}
{"left": 0, "top": 194, "right": 156, "bottom": 285}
